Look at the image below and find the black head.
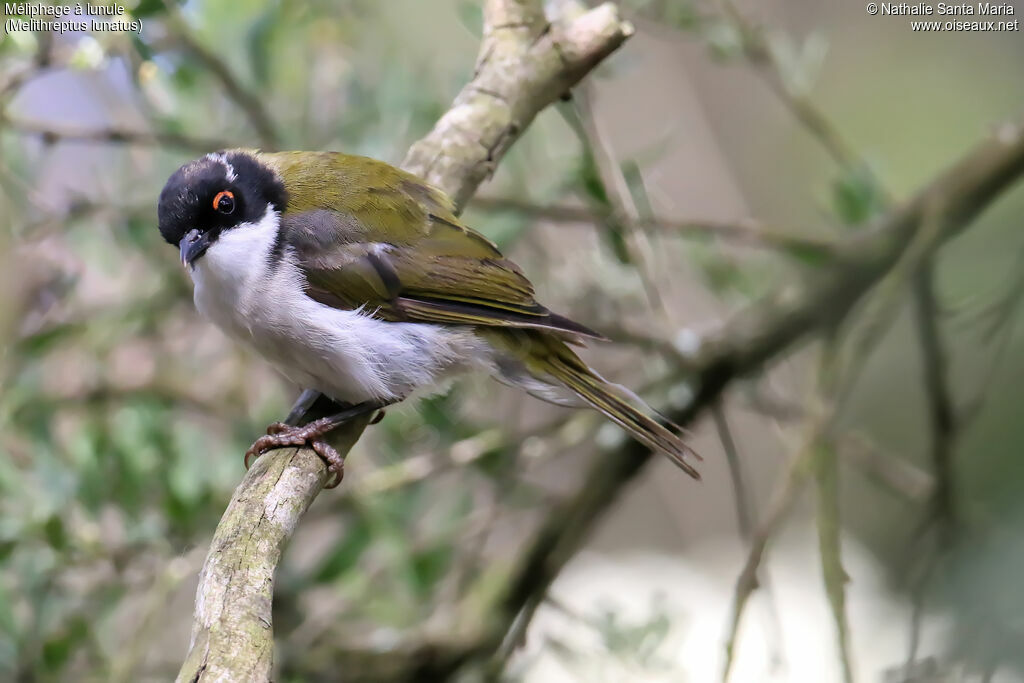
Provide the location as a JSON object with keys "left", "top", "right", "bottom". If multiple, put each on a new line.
{"left": 157, "top": 151, "right": 287, "bottom": 266}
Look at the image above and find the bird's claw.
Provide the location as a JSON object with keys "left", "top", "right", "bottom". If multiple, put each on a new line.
{"left": 310, "top": 440, "right": 344, "bottom": 488}
{"left": 243, "top": 422, "right": 345, "bottom": 488}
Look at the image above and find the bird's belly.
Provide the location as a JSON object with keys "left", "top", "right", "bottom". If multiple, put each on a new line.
{"left": 254, "top": 313, "right": 491, "bottom": 404}
{"left": 193, "top": 271, "right": 491, "bottom": 404}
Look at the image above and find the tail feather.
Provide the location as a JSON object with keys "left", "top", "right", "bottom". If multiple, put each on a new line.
{"left": 545, "top": 349, "right": 701, "bottom": 479}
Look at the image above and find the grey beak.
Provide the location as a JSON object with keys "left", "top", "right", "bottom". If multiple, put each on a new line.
{"left": 179, "top": 229, "right": 211, "bottom": 267}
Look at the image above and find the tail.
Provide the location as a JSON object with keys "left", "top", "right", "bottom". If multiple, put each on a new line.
{"left": 544, "top": 345, "right": 702, "bottom": 479}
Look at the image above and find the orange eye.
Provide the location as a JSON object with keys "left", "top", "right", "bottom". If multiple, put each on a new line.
{"left": 213, "top": 190, "right": 235, "bottom": 214}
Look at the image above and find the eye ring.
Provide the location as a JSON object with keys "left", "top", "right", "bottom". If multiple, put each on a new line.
{"left": 213, "top": 190, "right": 235, "bottom": 215}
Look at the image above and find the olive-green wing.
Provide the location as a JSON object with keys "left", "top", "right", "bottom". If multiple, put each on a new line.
{"left": 266, "top": 151, "right": 605, "bottom": 339}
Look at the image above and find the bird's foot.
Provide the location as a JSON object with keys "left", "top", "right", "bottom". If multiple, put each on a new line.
{"left": 244, "top": 400, "right": 391, "bottom": 489}
{"left": 244, "top": 417, "right": 345, "bottom": 488}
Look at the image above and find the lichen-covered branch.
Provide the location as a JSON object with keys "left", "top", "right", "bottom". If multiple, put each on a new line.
{"left": 176, "top": 424, "right": 365, "bottom": 683}
{"left": 176, "top": 2, "right": 634, "bottom": 681}
{"left": 403, "top": 1, "right": 633, "bottom": 206}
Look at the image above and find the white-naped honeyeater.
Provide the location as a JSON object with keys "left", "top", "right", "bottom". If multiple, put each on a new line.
{"left": 157, "top": 150, "right": 699, "bottom": 485}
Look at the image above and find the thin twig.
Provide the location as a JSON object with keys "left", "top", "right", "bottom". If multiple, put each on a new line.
{"left": 840, "top": 432, "right": 934, "bottom": 504}
{"left": 712, "top": 400, "right": 788, "bottom": 674}
{"left": 722, "top": 340, "right": 839, "bottom": 681}
{"left": 353, "top": 429, "right": 505, "bottom": 495}
{"left": 1, "top": 115, "right": 234, "bottom": 153}
{"left": 814, "top": 441, "right": 853, "bottom": 683}
{"left": 721, "top": 447, "right": 810, "bottom": 681}
{"left": 892, "top": 260, "right": 961, "bottom": 679}
{"left": 834, "top": 197, "right": 948, "bottom": 411}
{"left": 811, "top": 346, "right": 854, "bottom": 683}
{"left": 957, "top": 246, "right": 1024, "bottom": 423}
{"left": 559, "top": 88, "right": 670, "bottom": 316}
{"left": 472, "top": 195, "right": 840, "bottom": 257}
{"left": 713, "top": 402, "right": 754, "bottom": 536}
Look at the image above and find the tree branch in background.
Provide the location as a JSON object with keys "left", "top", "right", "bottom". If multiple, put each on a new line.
{"left": 712, "top": 402, "right": 754, "bottom": 537}
{"left": 898, "top": 260, "right": 960, "bottom": 678}
{"left": 811, "top": 356, "right": 853, "bottom": 683}
{"left": 471, "top": 195, "right": 839, "bottom": 257}
{"left": 161, "top": 1, "right": 282, "bottom": 150}
{"left": 559, "top": 84, "right": 669, "bottom": 315}
{"left": 912, "top": 262, "right": 958, "bottom": 531}
{"left": 490, "top": 115, "right": 1024, "bottom": 683}
{"left": 0, "top": 114, "right": 235, "bottom": 154}
{"left": 712, "top": 400, "right": 788, "bottom": 674}
{"left": 720, "top": 339, "right": 839, "bottom": 681}
{"left": 958, "top": 245, "right": 1024, "bottom": 423}
{"left": 176, "top": 2, "right": 635, "bottom": 681}
{"left": 840, "top": 432, "right": 934, "bottom": 504}
{"left": 403, "top": 1, "right": 634, "bottom": 206}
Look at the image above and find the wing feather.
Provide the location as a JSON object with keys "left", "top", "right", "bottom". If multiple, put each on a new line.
{"left": 266, "top": 152, "right": 606, "bottom": 340}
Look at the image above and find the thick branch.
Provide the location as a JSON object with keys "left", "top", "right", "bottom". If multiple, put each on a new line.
{"left": 403, "top": 2, "right": 634, "bottom": 206}
{"left": 177, "top": 2, "right": 634, "bottom": 681}
{"left": 691, "top": 121, "right": 1024, "bottom": 386}
{"left": 177, "top": 424, "right": 365, "bottom": 683}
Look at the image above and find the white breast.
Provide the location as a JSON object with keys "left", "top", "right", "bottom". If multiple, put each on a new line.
{"left": 189, "top": 207, "right": 491, "bottom": 404}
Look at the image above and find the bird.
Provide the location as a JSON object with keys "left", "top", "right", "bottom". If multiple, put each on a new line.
{"left": 157, "top": 150, "right": 699, "bottom": 486}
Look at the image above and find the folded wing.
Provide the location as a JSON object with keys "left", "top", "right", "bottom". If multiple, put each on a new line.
{"left": 272, "top": 152, "right": 605, "bottom": 340}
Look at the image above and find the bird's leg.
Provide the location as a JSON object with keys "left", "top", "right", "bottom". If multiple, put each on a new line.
{"left": 244, "top": 400, "right": 389, "bottom": 488}
{"left": 284, "top": 388, "right": 324, "bottom": 426}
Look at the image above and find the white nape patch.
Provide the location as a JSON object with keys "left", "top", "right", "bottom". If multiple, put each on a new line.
{"left": 205, "top": 152, "right": 237, "bottom": 182}
{"left": 189, "top": 206, "right": 492, "bottom": 405}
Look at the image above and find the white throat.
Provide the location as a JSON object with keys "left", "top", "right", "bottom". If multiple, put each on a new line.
{"left": 190, "top": 206, "right": 278, "bottom": 311}
{"left": 194, "top": 206, "right": 277, "bottom": 287}
{"left": 190, "top": 205, "right": 280, "bottom": 334}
